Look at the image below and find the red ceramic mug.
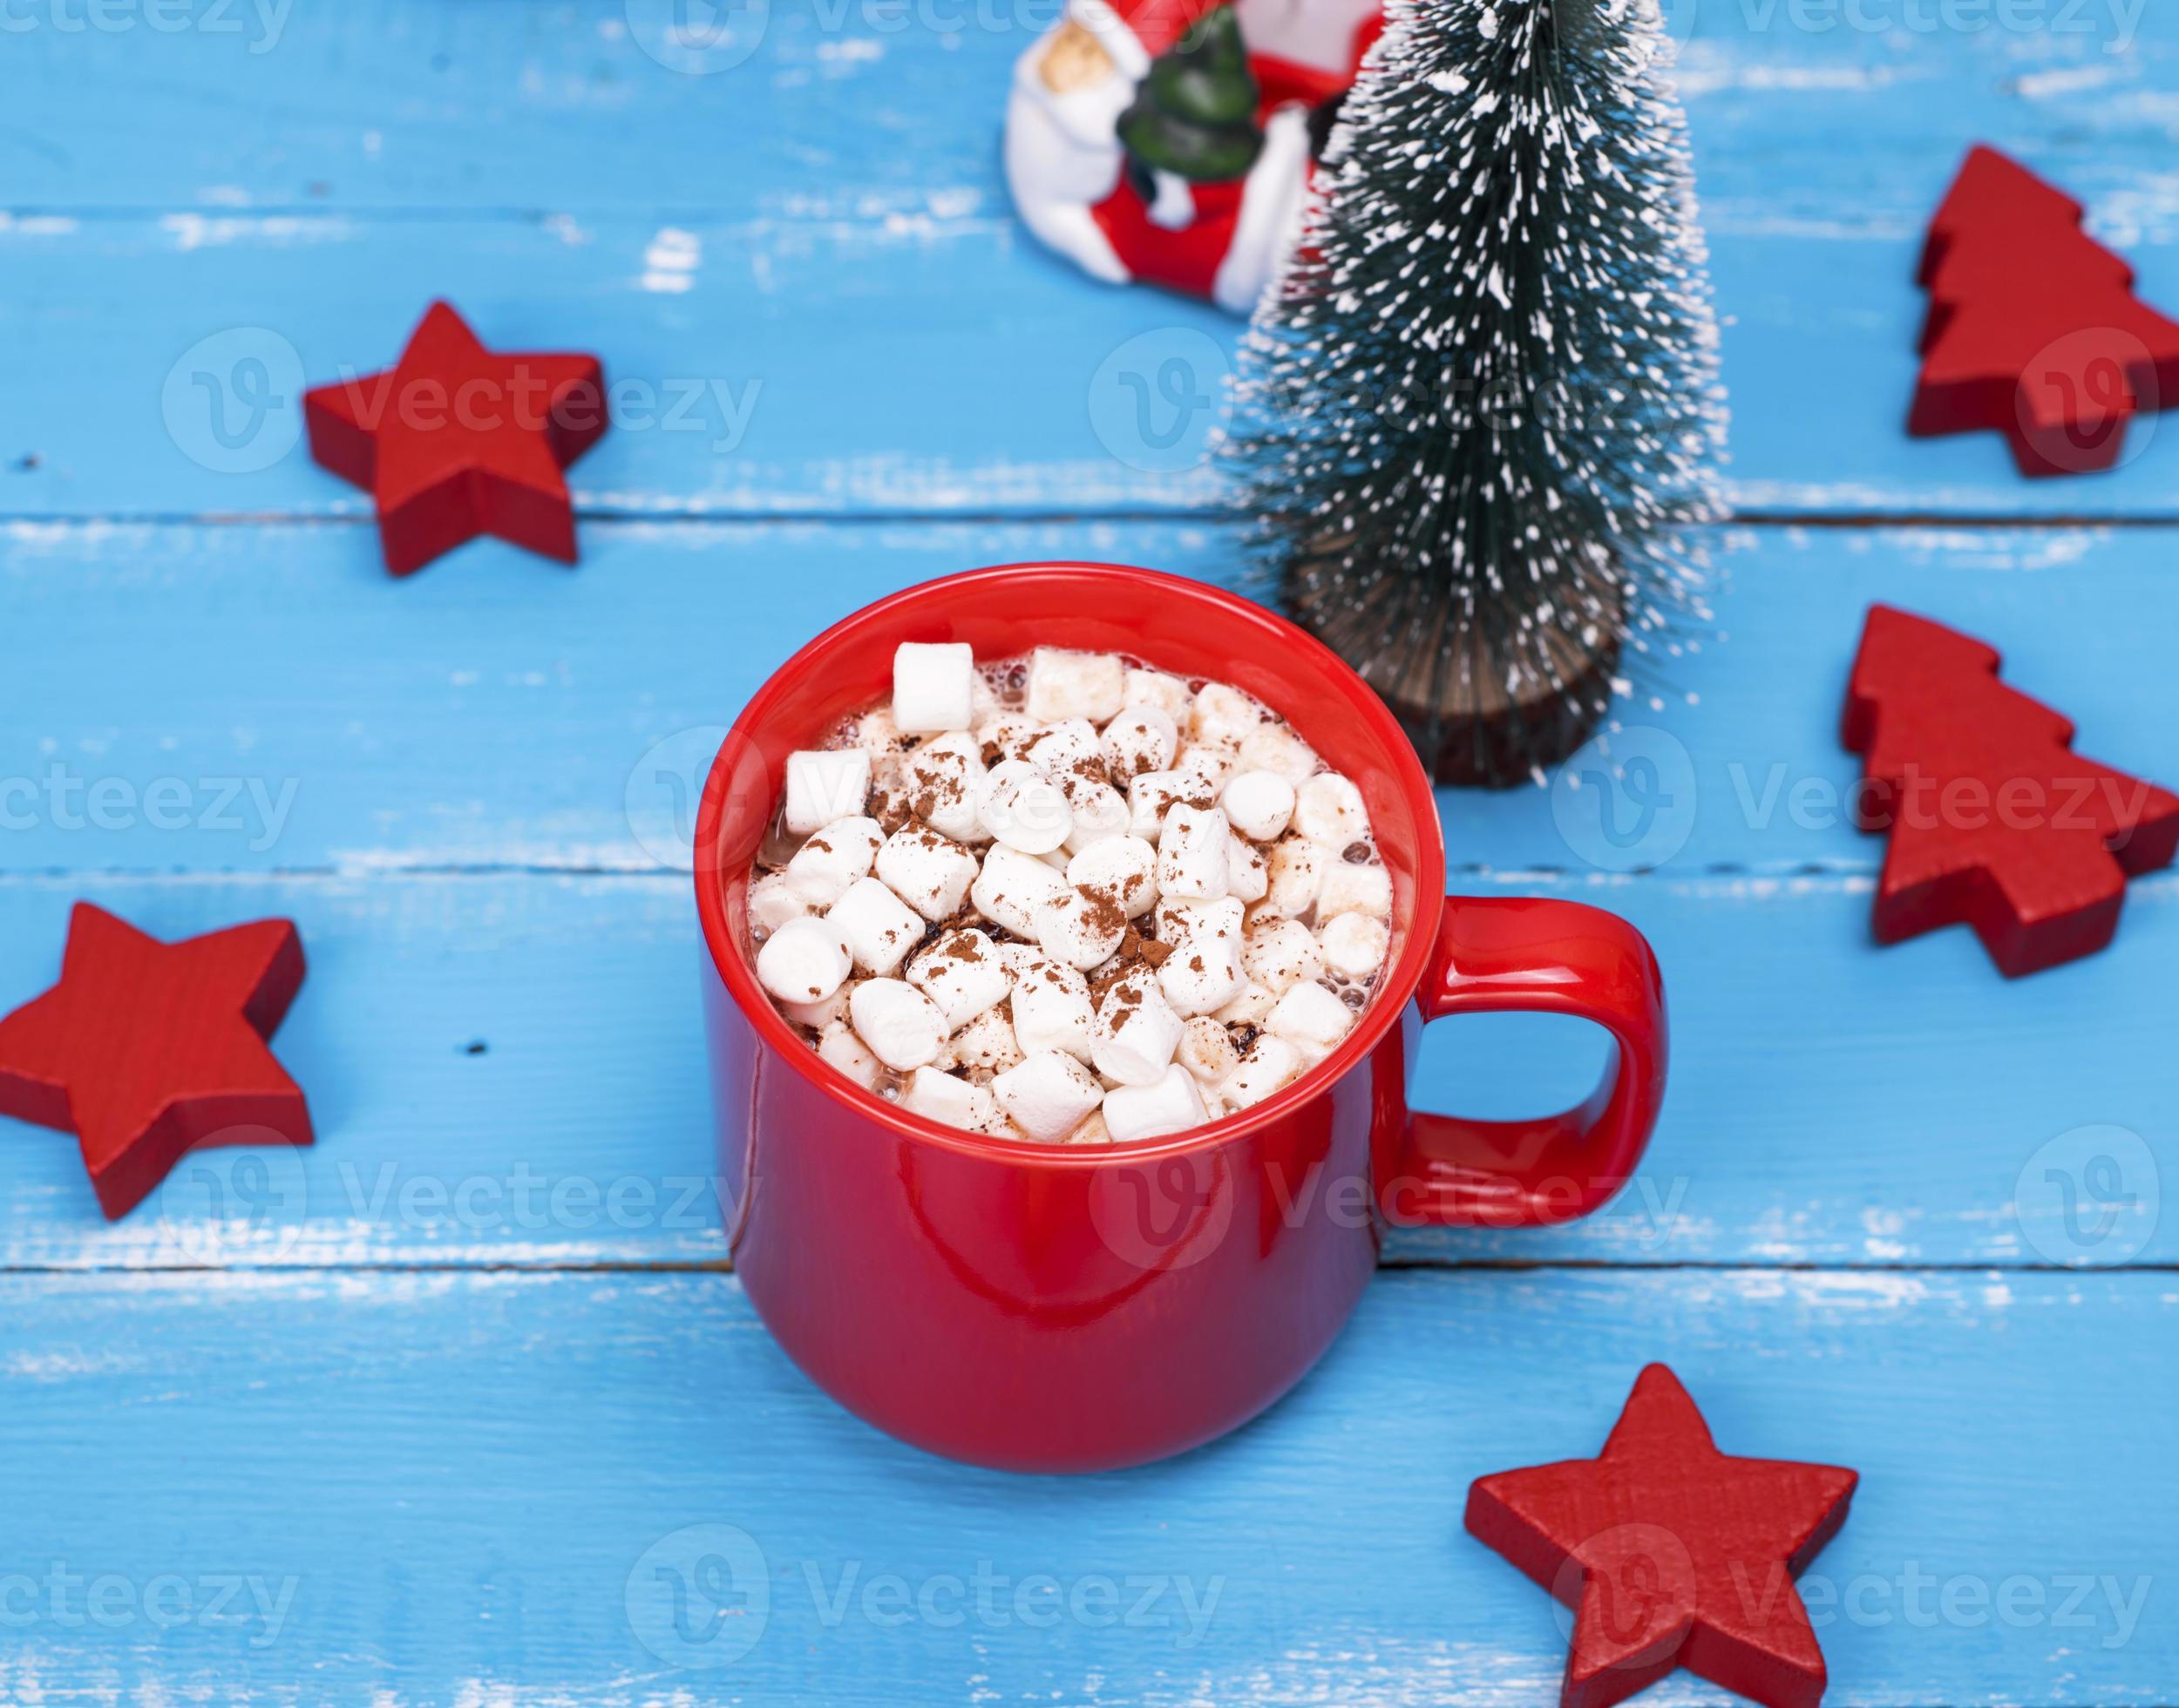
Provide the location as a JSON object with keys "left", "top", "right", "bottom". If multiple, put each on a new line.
{"left": 696, "top": 564, "right": 1667, "bottom": 1473}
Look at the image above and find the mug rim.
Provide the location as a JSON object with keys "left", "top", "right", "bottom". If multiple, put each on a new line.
{"left": 694, "top": 561, "right": 1449, "bottom": 1168}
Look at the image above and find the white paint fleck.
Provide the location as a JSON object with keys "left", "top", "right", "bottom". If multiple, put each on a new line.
{"left": 641, "top": 226, "right": 703, "bottom": 294}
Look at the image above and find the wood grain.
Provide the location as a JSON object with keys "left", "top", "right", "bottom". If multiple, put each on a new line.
{"left": 5, "top": 7, "right": 2176, "bottom": 1702}
{"left": 0, "top": 867, "right": 2166, "bottom": 1271}
{"left": 3, "top": 6, "right": 2179, "bottom": 519}
{"left": 0, "top": 1266, "right": 2162, "bottom": 1706}
{"left": 3, "top": 520, "right": 2175, "bottom": 879}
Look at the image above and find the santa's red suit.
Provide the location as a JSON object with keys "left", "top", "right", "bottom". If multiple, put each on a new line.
{"left": 1005, "top": 0, "right": 1382, "bottom": 311}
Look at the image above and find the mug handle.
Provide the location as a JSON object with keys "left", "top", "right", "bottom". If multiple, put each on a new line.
{"left": 1384, "top": 896, "right": 1668, "bottom": 1230}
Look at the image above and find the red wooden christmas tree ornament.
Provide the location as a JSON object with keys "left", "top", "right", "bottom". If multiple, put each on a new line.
{"left": 0, "top": 904, "right": 313, "bottom": 1219}
{"left": 1466, "top": 1365, "right": 1858, "bottom": 1708}
{"left": 305, "top": 301, "right": 608, "bottom": 577}
{"left": 1843, "top": 603, "right": 2179, "bottom": 977}
{"left": 1911, "top": 145, "right": 2179, "bottom": 477}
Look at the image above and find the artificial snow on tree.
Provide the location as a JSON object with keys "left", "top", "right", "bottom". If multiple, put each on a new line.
{"left": 1232, "top": 0, "right": 1725, "bottom": 787}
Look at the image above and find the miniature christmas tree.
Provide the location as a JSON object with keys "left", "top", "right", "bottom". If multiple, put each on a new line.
{"left": 1232, "top": 0, "right": 1725, "bottom": 786}
{"left": 1118, "top": 6, "right": 1263, "bottom": 184}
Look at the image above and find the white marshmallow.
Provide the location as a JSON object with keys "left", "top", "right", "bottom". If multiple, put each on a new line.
{"left": 1103, "top": 704, "right": 1178, "bottom": 783}
{"left": 1318, "top": 857, "right": 1393, "bottom": 921}
{"left": 852, "top": 706, "right": 905, "bottom": 758}
{"left": 1062, "top": 783, "right": 1132, "bottom": 854}
{"left": 974, "top": 713, "right": 1039, "bottom": 765}
{"left": 826, "top": 876, "right": 925, "bottom": 975}
{"left": 1035, "top": 884, "right": 1129, "bottom": 970}
{"left": 1260, "top": 837, "right": 1326, "bottom": 918}
{"left": 1221, "top": 769, "right": 1296, "bottom": 842}
{"left": 756, "top": 915, "right": 852, "bottom": 1006}
{"left": 1022, "top": 717, "right": 1100, "bottom": 786}
{"left": 901, "top": 733, "right": 986, "bottom": 843}
{"left": 899, "top": 1067, "right": 1008, "bottom": 1135}
{"left": 782, "top": 980, "right": 853, "bottom": 1031}
{"left": 1174, "top": 742, "right": 1235, "bottom": 793}
{"left": 1176, "top": 1016, "right": 1240, "bottom": 1087}
{"left": 1102, "top": 1063, "right": 1208, "bottom": 1142}
{"left": 784, "top": 749, "right": 872, "bottom": 837}
{"left": 1156, "top": 803, "right": 1231, "bottom": 902}
{"left": 1025, "top": 647, "right": 1125, "bottom": 724}
{"left": 818, "top": 1018, "right": 883, "bottom": 1090}
{"left": 848, "top": 977, "right": 946, "bottom": 1071}
{"left": 1294, "top": 772, "right": 1369, "bottom": 847}
{"left": 1239, "top": 722, "right": 1319, "bottom": 786}
{"left": 991, "top": 1048, "right": 1104, "bottom": 1141}
{"left": 951, "top": 1004, "right": 1025, "bottom": 1077}
{"left": 875, "top": 826, "right": 980, "bottom": 921}
{"left": 1067, "top": 834, "right": 1158, "bottom": 918}
{"left": 1090, "top": 966, "right": 1185, "bottom": 1087}
{"left": 1126, "top": 769, "right": 1216, "bottom": 837}
{"left": 747, "top": 872, "right": 812, "bottom": 935}
{"left": 1224, "top": 1036, "right": 1303, "bottom": 1108}
{"left": 1320, "top": 912, "right": 1390, "bottom": 979}
{"left": 1121, "top": 668, "right": 1193, "bottom": 724}
{"left": 1243, "top": 916, "right": 1325, "bottom": 995}
{"left": 1191, "top": 681, "right": 1263, "bottom": 750}
{"left": 784, "top": 816, "right": 884, "bottom": 906}
{"left": 992, "top": 939, "right": 1056, "bottom": 985}
{"left": 893, "top": 642, "right": 975, "bottom": 735}
{"left": 1067, "top": 1107, "right": 1113, "bottom": 1144}
{"left": 1266, "top": 981, "right": 1357, "bottom": 1055}
{"left": 866, "top": 772, "right": 913, "bottom": 834}
{"left": 1008, "top": 954, "right": 1097, "bottom": 1061}
{"left": 970, "top": 842, "right": 1069, "bottom": 938}
{"left": 1227, "top": 835, "right": 1268, "bottom": 903}
{"left": 1157, "top": 896, "right": 1247, "bottom": 1017}
{"left": 905, "top": 928, "right": 1012, "bottom": 1029}
{"left": 978, "top": 757, "right": 1073, "bottom": 854}
{"left": 1214, "top": 980, "right": 1277, "bottom": 1025}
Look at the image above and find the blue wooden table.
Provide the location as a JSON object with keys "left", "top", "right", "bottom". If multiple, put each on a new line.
{"left": 2, "top": 5, "right": 2175, "bottom": 1703}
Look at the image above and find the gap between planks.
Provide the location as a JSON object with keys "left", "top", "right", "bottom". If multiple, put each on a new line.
{"left": 6, "top": 509, "right": 2179, "bottom": 529}
{"left": 0, "top": 1257, "right": 2167, "bottom": 1276}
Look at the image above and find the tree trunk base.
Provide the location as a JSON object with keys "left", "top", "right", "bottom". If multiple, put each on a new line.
{"left": 1285, "top": 566, "right": 1621, "bottom": 790}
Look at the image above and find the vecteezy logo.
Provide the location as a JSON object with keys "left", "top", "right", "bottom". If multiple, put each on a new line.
{"left": 2016, "top": 1123, "right": 2160, "bottom": 1266}
{"left": 1549, "top": 1522, "right": 1697, "bottom": 1669}
{"left": 160, "top": 329, "right": 305, "bottom": 475}
{"left": 626, "top": 726, "right": 734, "bottom": 870}
{"left": 2020, "top": 328, "right": 2158, "bottom": 475}
{"left": 154, "top": 1129, "right": 309, "bottom": 1263}
{"left": 1088, "top": 328, "right": 1232, "bottom": 474}
{"left": 626, "top": 1523, "right": 770, "bottom": 1669}
{"left": 1654, "top": 0, "right": 1700, "bottom": 58}
{"left": 1551, "top": 726, "right": 1698, "bottom": 872}
{"left": 626, "top": 0, "right": 769, "bottom": 74}
{"left": 1089, "top": 1149, "right": 1234, "bottom": 1272}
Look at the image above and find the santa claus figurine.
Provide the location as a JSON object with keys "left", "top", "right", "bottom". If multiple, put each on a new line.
{"left": 1005, "top": 0, "right": 1383, "bottom": 311}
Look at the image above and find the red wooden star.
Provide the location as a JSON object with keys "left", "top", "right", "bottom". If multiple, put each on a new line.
{"left": 1467, "top": 1365, "right": 1857, "bottom": 1708}
{"left": 1910, "top": 146, "right": 2179, "bottom": 476}
{"left": 0, "top": 904, "right": 313, "bottom": 1219}
{"left": 1843, "top": 603, "right": 2179, "bottom": 977}
{"left": 305, "top": 300, "right": 608, "bottom": 577}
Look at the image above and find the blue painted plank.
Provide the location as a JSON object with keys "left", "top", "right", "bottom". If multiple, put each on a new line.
{"left": 4, "top": 519, "right": 2175, "bottom": 880}
{"left": 0, "top": 1265, "right": 2164, "bottom": 1705}
{"left": 10, "top": 213, "right": 2179, "bottom": 519}
{"left": 1, "top": 0, "right": 2169, "bottom": 227}
{"left": 0, "top": 866, "right": 2167, "bottom": 1270}
{"left": 4, "top": 16, "right": 2179, "bottom": 516}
